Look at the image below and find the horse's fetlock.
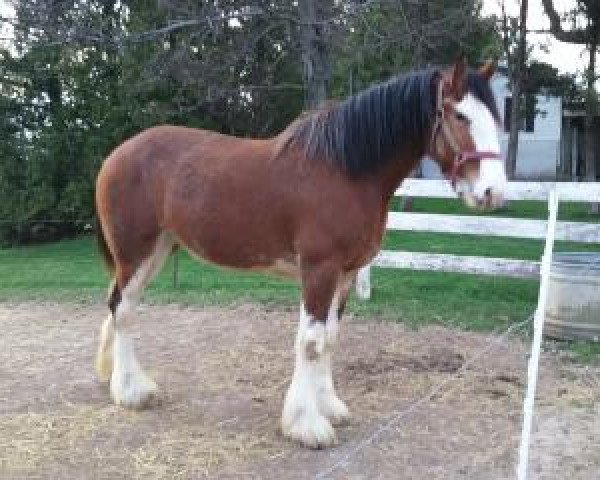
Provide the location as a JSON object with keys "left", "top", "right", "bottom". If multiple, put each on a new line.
{"left": 302, "top": 322, "right": 326, "bottom": 359}
{"left": 305, "top": 339, "right": 321, "bottom": 361}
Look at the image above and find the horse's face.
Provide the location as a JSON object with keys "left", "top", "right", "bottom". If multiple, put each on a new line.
{"left": 429, "top": 59, "right": 506, "bottom": 210}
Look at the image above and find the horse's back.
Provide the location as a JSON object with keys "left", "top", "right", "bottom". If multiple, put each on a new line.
{"left": 96, "top": 124, "right": 260, "bottom": 210}
{"left": 96, "top": 126, "right": 229, "bottom": 260}
{"left": 96, "top": 125, "right": 288, "bottom": 268}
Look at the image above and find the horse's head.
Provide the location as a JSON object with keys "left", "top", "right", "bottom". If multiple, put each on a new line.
{"left": 428, "top": 57, "right": 506, "bottom": 210}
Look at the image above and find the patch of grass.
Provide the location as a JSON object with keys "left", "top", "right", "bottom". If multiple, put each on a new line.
{"left": 349, "top": 267, "right": 537, "bottom": 332}
{"left": 0, "top": 236, "right": 299, "bottom": 306}
{"left": 390, "top": 197, "right": 600, "bottom": 222}
{"left": 0, "top": 236, "right": 538, "bottom": 334}
{"left": 382, "top": 231, "right": 600, "bottom": 260}
{"left": 567, "top": 342, "right": 600, "bottom": 365}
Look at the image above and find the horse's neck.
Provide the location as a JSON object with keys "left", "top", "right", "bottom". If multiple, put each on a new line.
{"left": 376, "top": 140, "right": 426, "bottom": 203}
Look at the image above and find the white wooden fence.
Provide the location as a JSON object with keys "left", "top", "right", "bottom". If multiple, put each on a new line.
{"left": 356, "top": 179, "right": 600, "bottom": 300}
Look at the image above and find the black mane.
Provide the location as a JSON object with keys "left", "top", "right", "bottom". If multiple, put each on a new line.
{"left": 283, "top": 67, "right": 499, "bottom": 176}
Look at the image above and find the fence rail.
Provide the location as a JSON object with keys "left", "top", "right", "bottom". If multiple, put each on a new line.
{"left": 356, "top": 180, "right": 600, "bottom": 300}
{"left": 374, "top": 251, "right": 540, "bottom": 279}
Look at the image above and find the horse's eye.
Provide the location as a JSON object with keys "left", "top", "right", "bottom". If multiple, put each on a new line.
{"left": 455, "top": 111, "right": 470, "bottom": 124}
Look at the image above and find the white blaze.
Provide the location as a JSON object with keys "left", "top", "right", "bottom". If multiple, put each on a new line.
{"left": 455, "top": 93, "right": 507, "bottom": 204}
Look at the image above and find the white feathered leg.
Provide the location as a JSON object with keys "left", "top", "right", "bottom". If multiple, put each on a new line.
{"left": 106, "top": 233, "right": 173, "bottom": 408}
{"left": 282, "top": 280, "right": 350, "bottom": 447}
{"left": 282, "top": 306, "right": 336, "bottom": 447}
{"left": 318, "top": 287, "right": 350, "bottom": 426}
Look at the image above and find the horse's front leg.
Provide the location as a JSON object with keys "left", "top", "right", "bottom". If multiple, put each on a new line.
{"left": 281, "top": 264, "right": 351, "bottom": 448}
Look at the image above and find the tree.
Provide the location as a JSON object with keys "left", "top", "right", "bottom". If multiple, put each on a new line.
{"left": 500, "top": 0, "right": 529, "bottom": 180}
{"left": 524, "top": 60, "right": 582, "bottom": 102}
{"left": 0, "top": 0, "right": 504, "bottom": 244}
{"left": 298, "top": 0, "right": 334, "bottom": 107}
{"left": 542, "top": 0, "right": 599, "bottom": 201}
{"left": 331, "top": 0, "right": 501, "bottom": 98}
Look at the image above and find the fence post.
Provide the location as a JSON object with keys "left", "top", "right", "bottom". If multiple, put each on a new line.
{"left": 173, "top": 251, "right": 179, "bottom": 289}
{"left": 356, "top": 263, "right": 371, "bottom": 300}
{"left": 516, "top": 188, "right": 559, "bottom": 480}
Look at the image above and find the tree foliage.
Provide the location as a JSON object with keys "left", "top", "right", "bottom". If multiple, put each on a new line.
{"left": 0, "top": 0, "right": 499, "bottom": 245}
{"left": 541, "top": 0, "right": 599, "bottom": 188}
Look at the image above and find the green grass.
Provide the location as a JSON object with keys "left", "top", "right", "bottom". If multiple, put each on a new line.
{"left": 0, "top": 236, "right": 300, "bottom": 306}
{"left": 568, "top": 342, "right": 600, "bottom": 365}
{"left": 390, "top": 197, "right": 600, "bottom": 222}
{"left": 1, "top": 198, "right": 599, "bottom": 363}
{"left": 0, "top": 235, "right": 537, "bottom": 334}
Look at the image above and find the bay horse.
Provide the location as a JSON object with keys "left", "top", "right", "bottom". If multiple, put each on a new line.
{"left": 95, "top": 58, "right": 506, "bottom": 448}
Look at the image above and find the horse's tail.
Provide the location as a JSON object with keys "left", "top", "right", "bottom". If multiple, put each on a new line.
{"left": 96, "top": 217, "right": 115, "bottom": 274}
{"left": 96, "top": 216, "right": 122, "bottom": 316}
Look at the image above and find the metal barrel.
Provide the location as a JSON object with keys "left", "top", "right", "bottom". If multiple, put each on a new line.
{"left": 544, "top": 252, "right": 600, "bottom": 341}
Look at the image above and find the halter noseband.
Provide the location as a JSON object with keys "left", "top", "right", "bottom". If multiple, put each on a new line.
{"left": 430, "top": 78, "right": 501, "bottom": 187}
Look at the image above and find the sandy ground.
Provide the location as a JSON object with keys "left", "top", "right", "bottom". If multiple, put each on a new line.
{"left": 0, "top": 302, "right": 599, "bottom": 480}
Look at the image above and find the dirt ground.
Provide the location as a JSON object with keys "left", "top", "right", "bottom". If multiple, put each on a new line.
{"left": 0, "top": 302, "right": 599, "bottom": 480}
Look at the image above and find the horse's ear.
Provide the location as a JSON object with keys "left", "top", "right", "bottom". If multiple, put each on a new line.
{"left": 450, "top": 54, "right": 468, "bottom": 101}
{"left": 479, "top": 59, "right": 497, "bottom": 81}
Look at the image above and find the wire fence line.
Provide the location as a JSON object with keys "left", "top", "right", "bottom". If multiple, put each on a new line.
{"left": 314, "top": 313, "right": 535, "bottom": 480}
{"left": 0, "top": 218, "right": 183, "bottom": 287}
{"left": 0, "top": 219, "right": 94, "bottom": 224}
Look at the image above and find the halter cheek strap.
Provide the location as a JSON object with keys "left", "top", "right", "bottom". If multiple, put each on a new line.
{"left": 431, "top": 79, "right": 501, "bottom": 187}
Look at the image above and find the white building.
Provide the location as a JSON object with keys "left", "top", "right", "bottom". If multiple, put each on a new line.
{"left": 492, "top": 69, "right": 562, "bottom": 179}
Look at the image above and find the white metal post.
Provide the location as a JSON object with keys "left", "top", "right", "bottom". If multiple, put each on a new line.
{"left": 516, "top": 188, "right": 559, "bottom": 480}
{"left": 356, "top": 263, "right": 372, "bottom": 300}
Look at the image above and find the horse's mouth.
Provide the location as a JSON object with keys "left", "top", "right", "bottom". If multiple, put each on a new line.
{"left": 458, "top": 190, "right": 505, "bottom": 211}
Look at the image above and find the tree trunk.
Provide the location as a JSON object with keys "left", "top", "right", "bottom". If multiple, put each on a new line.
{"left": 585, "top": 39, "right": 598, "bottom": 212}
{"left": 298, "top": 0, "right": 331, "bottom": 108}
{"left": 506, "top": 0, "right": 528, "bottom": 180}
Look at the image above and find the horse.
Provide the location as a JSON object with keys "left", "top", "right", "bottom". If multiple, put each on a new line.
{"left": 94, "top": 57, "right": 506, "bottom": 448}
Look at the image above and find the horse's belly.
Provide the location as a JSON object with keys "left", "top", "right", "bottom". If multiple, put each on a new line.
{"left": 172, "top": 207, "right": 299, "bottom": 277}
{"left": 183, "top": 238, "right": 300, "bottom": 280}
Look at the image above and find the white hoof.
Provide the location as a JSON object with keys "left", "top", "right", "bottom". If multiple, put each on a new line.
{"left": 282, "top": 411, "right": 337, "bottom": 448}
{"left": 319, "top": 394, "right": 350, "bottom": 426}
{"left": 110, "top": 369, "right": 158, "bottom": 409}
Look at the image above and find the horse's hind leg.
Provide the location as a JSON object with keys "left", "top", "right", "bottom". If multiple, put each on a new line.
{"left": 95, "top": 280, "right": 118, "bottom": 382}
{"left": 104, "top": 232, "right": 174, "bottom": 408}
